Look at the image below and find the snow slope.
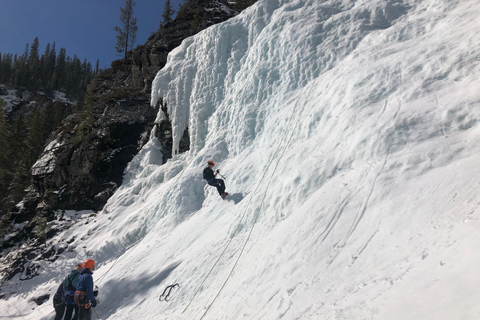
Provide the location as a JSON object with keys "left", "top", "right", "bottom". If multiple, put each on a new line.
{"left": 1, "top": 0, "right": 480, "bottom": 319}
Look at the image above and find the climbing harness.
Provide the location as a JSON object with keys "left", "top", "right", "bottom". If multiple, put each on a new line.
{"left": 159, "top": 283, "right": 180, "bottom": 301}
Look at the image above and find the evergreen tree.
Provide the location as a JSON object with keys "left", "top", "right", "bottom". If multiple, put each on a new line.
{"left": 46, "top": 42, "right": 57, "bottom": 89}
{"left": 0, "top": 53, "right": 13, "bottom": 83}
{"left": 44, "top": 101, "right": 67, "bottom": 135}
{"left": 81, "top": 58, "right": 93, "bottom": 94}
{"left": 161, "top": 0, "right": 175, "bottom": 26}
{"left": 75, "top": 92, "right": 86, "bottom": 113}
{"left": 9, "top": 113, "right": 27, "bottom": 167}
{"left": 40, "top": 43, "right": 56, "bottom": 91}
{"left": 114, "top": 0, "right": 138, "bottom": 62}
{"left": 14, "top": 44, "right": 29, "bottom": 87}
{"left": 26, "top": 106, "right": 47, "bottom": 166}
{"left": 7, "top": 158, "right": 30, "bottom": 207}
{"left": 28, "top": 37, "right": 40, "bottom": 87}
{"left": 0, "top": 39, "right": 101, "bottom": 213}
{"left": 95, "top": 59, "right": 100, "bottom": 75}
{"left": 39, "top": 43, "right": 49, "bottom": 87}
{"left": 0, "top": 108, "right": 12, "bottom": 211}
{"left": 65, "top": 55, "right": 82, "bottom": 96}
{"left": 53, "top": 47, "right": 67, "bottom": 90}
{"left": 6, "top": 112, "right": 29, "bottom": 208}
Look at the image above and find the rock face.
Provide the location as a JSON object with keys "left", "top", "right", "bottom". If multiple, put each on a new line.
{"left": 30, "top": 94, "right": 156, "bottom": 212}
{"left": 0, "top": 0, "right": 239, "bottom": 284}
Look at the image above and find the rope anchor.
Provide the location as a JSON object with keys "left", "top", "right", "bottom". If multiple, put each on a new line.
{"left": 159, "top": 283, "right": 180, "bottom": 301}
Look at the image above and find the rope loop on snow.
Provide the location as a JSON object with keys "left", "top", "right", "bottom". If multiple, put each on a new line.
{"left": 159, "top": 283, "right": 180, "bottom": 301}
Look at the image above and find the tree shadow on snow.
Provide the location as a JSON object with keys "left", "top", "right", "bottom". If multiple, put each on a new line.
{"left": 94, "top": 261, "right": 181, "bottom": 318}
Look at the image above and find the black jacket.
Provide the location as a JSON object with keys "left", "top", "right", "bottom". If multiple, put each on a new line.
{"left": 203, "top": 167, "right": 215, "bottom": 182}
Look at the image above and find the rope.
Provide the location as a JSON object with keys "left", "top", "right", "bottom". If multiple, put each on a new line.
{"left": 93, "top": 306, "right": 100, "bottom": 319}
{"left": 159, "top": 283, "right": 180, "bottom": 301}
{"left": 95, "top": 139, "right": 198, "bottom": 287}
{"left": 198, "top": 82, "right": 316, "bottom": 319}
{"left": 182, "top": 82, "right": 316, "bottom": 318}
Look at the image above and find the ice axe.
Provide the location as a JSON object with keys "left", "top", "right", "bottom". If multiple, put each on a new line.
{"left": 216, "top": 169, "right": 226, "bottom": 179}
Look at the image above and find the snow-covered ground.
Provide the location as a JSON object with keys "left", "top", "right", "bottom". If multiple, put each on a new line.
{"left": 1, "top": 0, "right": 480, "bottom": 319}
{"left": 0, "top": 86, "right": 75, "bottom": 116}
{"left": 0, "top": 85, "right": 22, "bottom": 114}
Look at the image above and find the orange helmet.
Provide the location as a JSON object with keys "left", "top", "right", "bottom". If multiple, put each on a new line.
{"left": 83, "top": 259, "right": 95, "bottom": 269}
{"left": 207, "top": 161, "right": 215, "bottom": 166}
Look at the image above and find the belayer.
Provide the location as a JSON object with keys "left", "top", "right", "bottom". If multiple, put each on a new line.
{"left": 75, "top": 259, "right": 98, "bottom": 320}
{"left": 203, "top": 160, "right": 228, "bottom": 199}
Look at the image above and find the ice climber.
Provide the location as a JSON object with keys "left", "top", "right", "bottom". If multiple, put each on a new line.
{"left": 203, "top": 160, "right": 228, "bottom": 199}
{"left": 75, "top": 259, "right": 98, "bottom": 320}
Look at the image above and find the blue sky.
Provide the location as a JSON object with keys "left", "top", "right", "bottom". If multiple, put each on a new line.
{"left": 0, "top": 0, "right": 183, "bottom": 69}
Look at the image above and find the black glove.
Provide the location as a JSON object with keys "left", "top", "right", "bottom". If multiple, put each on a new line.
{"left": 93, "top": 290, "right": 98, "bottom": 297}
{"left": 91, "top": 300, "right": 98, "bottom": 308}
{"left": 216, "top": 169, "right": 220, "bottom": 173}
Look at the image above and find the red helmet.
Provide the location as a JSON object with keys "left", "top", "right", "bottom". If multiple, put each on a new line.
{"left": 83, "top": 259, "right": 95, "bottom": 269}
{"left": 207, "top": 161, "right": 215, "bottom": 166}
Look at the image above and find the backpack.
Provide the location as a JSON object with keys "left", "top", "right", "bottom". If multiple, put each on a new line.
{"left": 53, "top": 282, "right": 64, "bottom": 307}
{"left": 203, "top": 167, "right": 213, "bottom": 181}
{"left": 64, "top": 272, "right": 79, "bottom": 305}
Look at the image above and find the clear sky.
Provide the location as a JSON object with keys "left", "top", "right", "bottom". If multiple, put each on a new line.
{"left": 0, "top": 0, "right": 183, "bottom": 69}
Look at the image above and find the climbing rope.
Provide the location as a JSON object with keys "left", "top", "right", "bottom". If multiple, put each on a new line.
{"left": 94, "top": 142, "right": 198, "bottom": 287}
{"left": 199, "top": 82, "right": 316, "bottom": 319}
{"left": 159, "top": 283, "right": 180, "bottom": 301}
{"left": 182, "top": 82, "right": 317, "bottom": 318}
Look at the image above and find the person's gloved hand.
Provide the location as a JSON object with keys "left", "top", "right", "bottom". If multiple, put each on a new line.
{"left": 216, "top": 169, "right": 220, "bottom": 173}
{"left": 91, "top": 300, "right": 98, "bottom": 308}
{"left": 93, "top": 290, "right": 98, "bottom": 297}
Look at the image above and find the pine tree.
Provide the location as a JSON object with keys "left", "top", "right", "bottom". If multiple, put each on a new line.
{"left": 0, "top": 108, "right": 12, "bottom": 210}
{"left": 40, "top": 43, "right": 56, "bottom": 91}
{"left": 8, "top": 158, "right": 30, "bottom": 207}
{"left": 28, "top": 37, "right": 40, "bottom": 87}
{"left": 46, "top": 43, "right": 57, "bottom": 90}
{"left": 4, "top": 113, "right": 30, "bottom": 209}
{"left": 9, "top": 113, "right": 28, "bottom": 166}
{"left": 44, "top": 101, "right": 67, "bottom": 135}
{"left": 75, "top": 92, "right": 86, "bottom": 113}
{"left": 53, "top": 47, "right": 67, "bottom": 90}
{"left": 114, "top": 0, "right": 138, "bottom": 62}
{"left": 0, "top": 53, "right": 13, "bottom": 83}
{"left": 65, "top": 55, "right": 82, "bottom": 96}
{"left": 95, "top": 59, "right": 100, "bottom": 75}
{"left": 14, "top": 44, "right": 29, "bottom": 87}
{"left": 81, "top": 58, "right": 93, "bottom": 93}
{"left": 161, "top": 0, "right": 175, "bottom": 26}
{"left": 26, "top": 107, "right": 47, "bottom": 167}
